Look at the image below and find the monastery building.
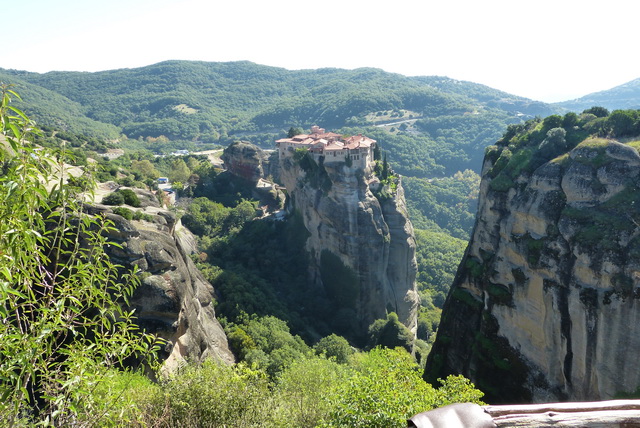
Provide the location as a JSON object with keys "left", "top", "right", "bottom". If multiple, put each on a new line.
{"left": 276, "top": 126, "right": 376, "bottom": 170}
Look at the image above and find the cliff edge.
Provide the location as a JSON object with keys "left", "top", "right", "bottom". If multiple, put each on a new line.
{"left": 87, "top": 192, "right": 234, "bottom": 371}
{"left": 277, "top": 132, "right": 419, "bottom": 340}
{"left": 425, "top": 117, "right": 640, "bottom": 403}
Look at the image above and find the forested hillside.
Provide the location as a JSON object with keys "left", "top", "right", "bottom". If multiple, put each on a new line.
{"left": 1, "top": 61, "right": 555, "bottom": 167}
{"left": 556, "top": 77, "right": 640, "bottom": 112}
{"left": 0, "top": 60, "right": 562, "bottom": 243}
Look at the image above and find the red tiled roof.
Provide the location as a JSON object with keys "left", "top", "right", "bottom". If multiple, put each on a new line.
{"left": 276, "top": 128, "right": 375, "bottom": 150}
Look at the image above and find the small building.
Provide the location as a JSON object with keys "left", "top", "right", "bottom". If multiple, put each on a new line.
{"left": 157, "top": 177, "right": 169, "bottom": 184}
{"left": 276, "top": 125, "right": 376, "bottom": 170}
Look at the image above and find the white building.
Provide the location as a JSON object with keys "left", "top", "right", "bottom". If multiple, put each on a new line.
{"left": 276, "top": 126, "right": 376, "bottom": 170}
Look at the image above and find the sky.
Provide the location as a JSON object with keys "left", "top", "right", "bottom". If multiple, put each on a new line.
{"left": 3, "top": 0, "right": 639, "bottom": 103}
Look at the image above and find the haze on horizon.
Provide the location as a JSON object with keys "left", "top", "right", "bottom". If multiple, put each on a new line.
{"left": 4, "top": 0, "right": 639, "bottom": 103}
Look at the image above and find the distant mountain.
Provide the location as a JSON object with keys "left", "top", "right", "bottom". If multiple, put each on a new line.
{"left": 0, "top": 60, "right": 558, "bottom": 176}
{"left": 555, "top": 78, "right": 640, "bottom": 112}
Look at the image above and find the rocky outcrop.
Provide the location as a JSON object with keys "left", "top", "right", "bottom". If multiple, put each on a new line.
{"left": 278, "top": 153, "right": 419, "bottom": 339}
{"left": 221, "top": 141, "right": 278, "bottom": 183}
{"left": 88, "top": 200, "right": 234, "bottom": 370}
{"left": 425, "top": 138, "right": 640, "bottom": 403}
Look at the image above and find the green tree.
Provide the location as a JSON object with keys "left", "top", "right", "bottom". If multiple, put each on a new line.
{"left": 321, "top": 347, "right": 484, "bottom": 427}
{"left": 0, "top": 85, "right": 157, "bottom": 425}
{"left": 583, "top": 106, "right": 609, "bottom": 118}
{"left": 130, "top": 159, "right": 159, "bottom": 180}
{"left": 168, "top": 158, "right": 191, "bottom": 183}
{"left": 287, "top": 126, "right": 303, "bottom": 138}
{"left": 314, "top": 334, "right": 354, "bottom": 363}
{"left": 367, "top": 312, "right": 413, "bottom": 351}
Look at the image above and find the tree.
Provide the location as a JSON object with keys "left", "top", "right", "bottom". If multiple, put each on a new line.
{"left": 367, "top": 312, "right": 413, "bottom": 351}
{"left": 287, "top": 126, "right": 304, "bottom": 138}
{"left": 168, "top": 158, "right": 191, "bottom": 183}
{"left": 607, "top": 109, "right": 639, "bottom": 137}
{"left": 583, "top": 106, "right": 609, "bottom": 118}
{"left": 130, "top": 159, "right": 159, "bottom": 180}
{"left": 314, "top": 334, "right": 354, "bottom": 363}
{"left": 0, "top": 85, "right": 157, "bottom": 425}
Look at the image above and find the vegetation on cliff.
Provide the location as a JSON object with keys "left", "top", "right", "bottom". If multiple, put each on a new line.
{"left": 0, "top": 86, "right": 158, "bottom": 425}
{"left": 425, "top": 106, "right": 640, "bottom": 403}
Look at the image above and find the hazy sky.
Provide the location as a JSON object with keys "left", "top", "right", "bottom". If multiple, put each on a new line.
{"left": 4, "top": 0, "right": 639, "bottom": 102}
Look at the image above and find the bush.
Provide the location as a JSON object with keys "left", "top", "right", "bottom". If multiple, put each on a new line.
{"left": 113, "top": 206, "right": 134, "bottom": 220}
{"left": 119, "top": 188, "right": 141, "bottom": 207}
{"left": 102, "top": 191, "right": 124, "bottom": 205}
{"left": 367, "top": 312, "right": 413, "bottom": 351}
{"left": 321, "top": 347, "right": 484, "bottom": 427}
{"left": 0, "top": 86, "right": 157, "bottom": 425}
{"left": 148, "top": 361, "right": 276, "bottom": 426}
{"left": 314, "top": 334, "right": 354, "bottom": 363}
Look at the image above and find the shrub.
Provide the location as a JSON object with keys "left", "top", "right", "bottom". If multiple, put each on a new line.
{"left": 321, "top": 347, "right": 484, "bottom": 427}
{"left": 113, "top": 206, "right": 134, "bottom": 220}
{"left": 367, "top": 312, "right": 413, "bottom": 351}
{"left": 314, "top": 334, "right": 354, "bottom": 364}
{"left": 0, "top": 86, "right": 157, "bottom": 425}
{"left": 102, "top": 191, "right": 124, "bottom": 205}
{"left": 119, "top": 188, "right": 141, "bottom": 207}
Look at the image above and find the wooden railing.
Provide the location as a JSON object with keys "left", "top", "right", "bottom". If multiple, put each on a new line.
{"left": 409, "top": 400, "right": 640, "bottom": 427}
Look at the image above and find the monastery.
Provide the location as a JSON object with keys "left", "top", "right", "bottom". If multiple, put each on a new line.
{"left": 276, "top": 126, "right": 376, "bottom": 170}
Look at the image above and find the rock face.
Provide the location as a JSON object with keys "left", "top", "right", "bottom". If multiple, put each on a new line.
{"left": 425, "top": 138, "right": 640, "bottom": 403}
{"left": 278, "top": 153, "right": 419, "bottom": 339}
{"left": 89, "top": 200, "right": 234, "bottom": 370}
{"left": 221, "top": 141, "right": 278, "bottom": 183}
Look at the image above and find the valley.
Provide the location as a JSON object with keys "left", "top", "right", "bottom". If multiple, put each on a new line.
{"left": 2, "top": 63, "right": 640, "bottom": 426}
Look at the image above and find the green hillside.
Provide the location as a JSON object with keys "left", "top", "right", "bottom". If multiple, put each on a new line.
{"left": 556, "top": 77, "right": 640, "bottom": 112}
{"left": 1, "top": 61, "right": 557, "bottom": 172}
{"left": 0, "top": 60, "right": 563, "bottom": 241}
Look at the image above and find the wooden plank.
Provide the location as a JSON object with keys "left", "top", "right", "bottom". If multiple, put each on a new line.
{"left": 484, "top": 400, "right": 640, "bottom": 427}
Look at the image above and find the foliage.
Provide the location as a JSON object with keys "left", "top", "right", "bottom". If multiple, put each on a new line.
{"left": 314, "top": 334, "right": 354, "bottom": 364}
{"left": 321, "top": 347, "right": 484, "bottom": 428}
{"left": 113, "top": 206, "right": 134, "bottom": 220}
{"left": 0, "top": 86, "right": 157, "bottom": 424}
{"left": 102, "top": 188, "right": 140, "bottom": 207}
{"left": 485, "top": 109, "right": 640, "bottom": 194}
{"left": 367, "top": 313, "right": 414, "bottom": 351}
{"left": 273, "top": 355, "right": 347, "bottom": 426}
{"left": 225, "top": 314, "right": 311, "bottom": 378}
{"left": 414, "top": 229, "right": 467, "bottom": 307}
{"left": 102, "top": 191, "right": 125, "bottom": 205}
{"left": 82, "top": 346, "right": 484, "bottom": 427}
{"left": 404, "top": 171, "right": 480, "bottom": 240}
{"left": 182, "top": 197, "right": 256, "bottom": 237}
{"left": 148, "top": 360, "right": 276, "bottom": 427}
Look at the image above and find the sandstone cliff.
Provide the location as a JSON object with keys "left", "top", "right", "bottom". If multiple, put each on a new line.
{"left": 425, "top": 132, "right": 640, "bottom": 403}
{"left": 87, "top": 193, "right": 234, "bottom": 370}
{"left": 221, "top": 141, "right": 278, "bottom": 183}
{"left": 278, "top": 152, "right": 419, "bottom": 339}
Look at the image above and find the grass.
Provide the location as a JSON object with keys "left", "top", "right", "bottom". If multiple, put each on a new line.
{"left": 173, "top": 104, "right": 199, "bottom": 114}
{"left": 625, "top": 140, "right": 640, "bottom": 152}
{"left": 572, "top": 138, "right": 611, "bottom": 168}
